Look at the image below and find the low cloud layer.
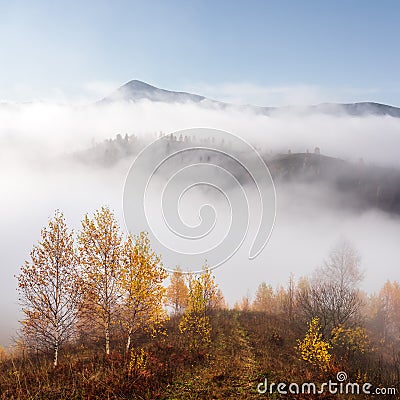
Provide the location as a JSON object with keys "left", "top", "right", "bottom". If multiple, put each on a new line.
{"left": 1, "top": 98, "right": 400, "bottom": 346}
{"left": 183, "top": 82, "right": 384, "bottom": 108}
{"left": 2, "top": 99, "right": 400, "bottom": 166}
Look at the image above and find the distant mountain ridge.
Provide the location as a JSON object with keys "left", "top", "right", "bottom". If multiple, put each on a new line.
{"left": 100, "top": 80, "right": 400, "bottom": 118}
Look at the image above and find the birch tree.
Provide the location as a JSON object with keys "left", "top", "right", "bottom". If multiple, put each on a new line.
{"left": 17, "top": 211, "right": 81, "bottom": 367}
{"left": 119, "top": 232, "right": 168, "bottom": 354}
{"left": 179, "top": 267, "right": 219, "bottom": 351}
{"left": 297, "top": 240, "right": 364, "bottom": 335}
{"left": 78, "top": 207, "right": 122, "bottom": 355}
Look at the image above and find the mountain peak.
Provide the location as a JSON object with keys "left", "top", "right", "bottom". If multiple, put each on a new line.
{"left": 101, "top": 80, "right": 206, "bottom": 104}
{"left": 121, "top": 80, "right": 158, "bottom": 91}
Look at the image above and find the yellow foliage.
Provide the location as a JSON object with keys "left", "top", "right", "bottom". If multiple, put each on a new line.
{"left": 78, "top": 206, "right": 123, "bottom": 355}
{"left": 178, "top": 267, "right": 219, "bottom": 351}
{"left": 17, "top": 210, "right": 81, "bottom": 366}
{"left": 296, "top": 317, "right": 332, "bottom": 371}
{"left": 331, "top": 325, "right": 368, "bottom": 355}
{"left": 129, "top": 347, "right": 149, "bottom": 375}
{"left": 120, "top": 232, "right": 168, "bottom": 352}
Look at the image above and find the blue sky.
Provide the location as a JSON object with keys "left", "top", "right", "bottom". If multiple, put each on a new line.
{"left": 1, "top": 0, "right": 400, "bottom": 105}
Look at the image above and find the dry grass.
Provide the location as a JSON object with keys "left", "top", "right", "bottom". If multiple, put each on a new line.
{"left": 1, "top": 311, "right": 398, "bottom": 399}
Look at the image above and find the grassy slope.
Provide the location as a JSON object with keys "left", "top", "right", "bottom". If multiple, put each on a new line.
{"left": 0, "top": 311, "right": 398, "bottom": 399}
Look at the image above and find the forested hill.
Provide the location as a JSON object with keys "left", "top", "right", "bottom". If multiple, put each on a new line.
{"left": 74, "top": 134, "right": 400, "bottom": 217}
